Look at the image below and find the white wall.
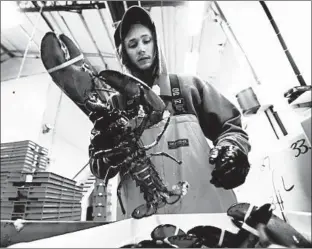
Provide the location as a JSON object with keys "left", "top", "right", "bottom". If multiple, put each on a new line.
{"left": 1, "top": 73, "right": 50, "bottom": 143}
{"left": 1, "top": 58, "right": 93, "bottom": 180}
{"left": 208, "top": 1, "right": 311, "bottom": 214}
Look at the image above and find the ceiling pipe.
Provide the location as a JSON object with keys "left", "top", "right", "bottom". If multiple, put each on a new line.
{"left": 31, "top": 1, "right": 55, "bottom": 31}
{"left": 106, "top": 1, "right": 126, "bottom": 23}
{"left": 1, "top": 37, "right": 23, "bottom": 56}
{"left": 259, "top": 1, "right": 306, "bottom": 87}
{"left": 96, "top": 8, "right": 115, "bottom": 51}
{"left": 19, "top": 1, "right": 184, "bottom": 12}
{"left": 10, "top": 50, "right": 116, "bottom": 59}
{"left": 57, "top": 12, "right": 102, "bottom": 73}
{"left": 18, "top": 2, "right": 107, "bottom": 12}
{"left": 96, "top": 4, "right": 123, "bottom": 69}
{"left": 57, "top": 12, "right": 80, "bottom": 47}
{"left": 1, "top": 44, "right": 16, "bottom": 58}
{"left": 47, "top": 12, "right": 63, "bottom": 33}
{"left": 78, "top": 12, "right": 108, "bottom": 69}
{"left": 213, "top": 1, "right": 261, "bottom": 85}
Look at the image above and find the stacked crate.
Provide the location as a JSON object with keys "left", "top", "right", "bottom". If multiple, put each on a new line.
{"left": 1, "top": 140, "right": 49, "bottom": 174}
{"left": 0, "top": 140, "right": 83, "bottom": 221}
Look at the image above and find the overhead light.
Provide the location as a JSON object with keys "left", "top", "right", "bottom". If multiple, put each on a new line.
{"left": 184, "top": 51, "right": 199, "bottom": 74}
{"left": 1, "top": 2, "right": 22, "bottom": 30}
{"left": 187, "top": 1, "right": 207, "bottom": 36}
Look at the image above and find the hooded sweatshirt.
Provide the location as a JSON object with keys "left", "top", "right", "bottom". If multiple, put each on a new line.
{"left": 110, "top": 6, "right": 251, "bottom": 220}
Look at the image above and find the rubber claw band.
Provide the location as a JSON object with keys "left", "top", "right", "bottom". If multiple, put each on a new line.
{"left": 241, "top": 222, "right": 260, "bottom": 237}
{"left": 163, "top": 238, "right": 178, "bottom": 248}
{"left": 218, "top": 229, "right": 225, "bottom": 247}
{"left": 174, "top": 226, "right": 180, "bottom": 236}
{"left": 244, "top": 204, "right": 255, "bottom": 221}
{"left": 47, "top": 54, "right": 84, "bottom": 73}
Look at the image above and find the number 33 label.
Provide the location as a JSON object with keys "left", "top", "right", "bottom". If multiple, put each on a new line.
{"left": 290, "top": 139, "right": 311, "bottom": 157}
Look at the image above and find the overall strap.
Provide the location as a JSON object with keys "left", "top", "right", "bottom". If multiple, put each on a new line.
{"left": 169, "top": 74, "right": 187, "bottom": 115}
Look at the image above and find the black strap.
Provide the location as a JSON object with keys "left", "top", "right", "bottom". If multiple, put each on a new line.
{"left": 169, "top": 74, "right": 187, "bottom": 115}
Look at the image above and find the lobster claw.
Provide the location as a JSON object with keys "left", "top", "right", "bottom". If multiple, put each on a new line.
{"left": 151, "top": 224, "right": 186, "bottom": 241}
{"left": 187, "top": 226, "right": 237, "bottom": 247}
{"left": 132, "top": 203, "right": 157, "bottom": 219}
{"left": 227, "top": 203, "right": 312, "bottom": 248}
{"left": 98, "top": 70, "right": 166, "bottom": 124}
{"left": 40, "top": 32, "right": 109, "bottom": 116}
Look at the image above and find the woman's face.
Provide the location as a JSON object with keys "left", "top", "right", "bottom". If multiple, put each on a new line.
{"left": 124, "top": 24, "right": 155, "bottom": 71}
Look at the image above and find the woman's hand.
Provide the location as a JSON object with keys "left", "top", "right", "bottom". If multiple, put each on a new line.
{"left": 209, "top": 145, "right": 250, "bottom": 190}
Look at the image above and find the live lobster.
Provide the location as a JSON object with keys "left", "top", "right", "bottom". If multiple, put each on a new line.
{"left": 40, "top": 32, "right": 189, "bottom": 219}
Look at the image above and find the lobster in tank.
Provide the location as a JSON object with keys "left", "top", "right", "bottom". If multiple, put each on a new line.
{"left": 40, "top": 32, "right": 189, "bottom": 219}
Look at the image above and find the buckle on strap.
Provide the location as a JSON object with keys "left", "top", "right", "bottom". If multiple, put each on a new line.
{"left": 169, "top": 74, "right": 187, "bottom": 115}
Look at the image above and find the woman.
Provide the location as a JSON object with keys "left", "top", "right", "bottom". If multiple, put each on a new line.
{"left": 89, "top": 6, "right": 251, "bottom": 220}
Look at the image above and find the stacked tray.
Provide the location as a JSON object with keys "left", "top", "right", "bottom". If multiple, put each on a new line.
{"left": 2, "top": 183, "right": 83, "bottom": 201}
{"left": 0, "top": 200, "right": 81, "bottom": 221}
{"left": 1, "top": 140, "right": 49, "bottom": 173}
{"left": 1, "top": 149, "right": 83, "bottom": 220}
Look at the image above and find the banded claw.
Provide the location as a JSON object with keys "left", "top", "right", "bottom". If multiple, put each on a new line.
{"left": 40, "top": 32, "right": 110, "bottom": 116}
{"left": 227, "top": 203, "right": 312, "bottom": 248}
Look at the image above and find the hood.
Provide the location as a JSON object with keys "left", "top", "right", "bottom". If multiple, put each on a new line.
{"left": 114, "top": 6, "right": 171, "bottom": 97}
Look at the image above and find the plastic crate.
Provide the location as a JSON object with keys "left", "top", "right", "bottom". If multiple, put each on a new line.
{"left": 27, "top": 191, "right": 82, "bottom": 201}
{"left": 30, "top": 185, "right": 83, "bottom": 197}
{"left": 0, "top": 164, "right": 46, "bottom": 174}
{"left": 1, "top": 145, "right": 48, "bottom": 156}
{"left": 1, "top": 159, "right": 48, "bottom": 168}
{"left": 1, "top": 196, "right": 82, "bottom": 203}
{"left": 1, "top": 185, "right": 83, "bottom": 200}
{"left": 1, "top": 203, "right": 81, "bottom": 215}
{"left": 1, "top": 154, "right": 49, "bottom": 165}
{"left": 32, "top": 172, "right": 81, "bottom": 190}
{"left": 0, "top": 171, "right": 33, "bottom": 183}
{"left": 15, "top": 210, "right": 81, "bottom": 219}
{"left": 0, "top": 200, "right": 81, "bottom": 208}
{"left": 1, "top": 148, "right": 49, "bottom": 160}
{"left": 1, "top": 140, "right": 48, "bottom": 153}
{"left": 2, "top": 211, "right": 81, "bottom": 221}
{"left": 2, "top": 181, "right": 83, "bottom": 194}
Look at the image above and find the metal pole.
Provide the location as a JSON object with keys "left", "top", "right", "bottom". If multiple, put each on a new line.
{"left": 9, "top": 50, "right": 115, "bottom": 59}
{"left": 57, "top": 12, "right": 80, "bottom": 47}
{"left": 78, "top": 12, "right": 108, "bottom": 69}
{"left": 259, "top": 1, "right": 307, "bottom": 87}
{"left": 1, "top": 44, "right": 16, "bottom": 58}
{"left": 18, "top": 2, "right": 107, "bottom": 12}
{"left": 31, "top": 1, "right": 55, "bottom": 31}
{"left": 57, "top": 12, "right": 99, "bottom": 73}
{"left": 1, "top": 37, "right": 23, "bottom": 56}
{"left": 96, "top": 4, "right": 123, "bottom": 68}
{"left": 213, "top": 1, "right": 261, "bottom": 85}
{"left": 47, "top": 12, "right": 63, "bottom": 33}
